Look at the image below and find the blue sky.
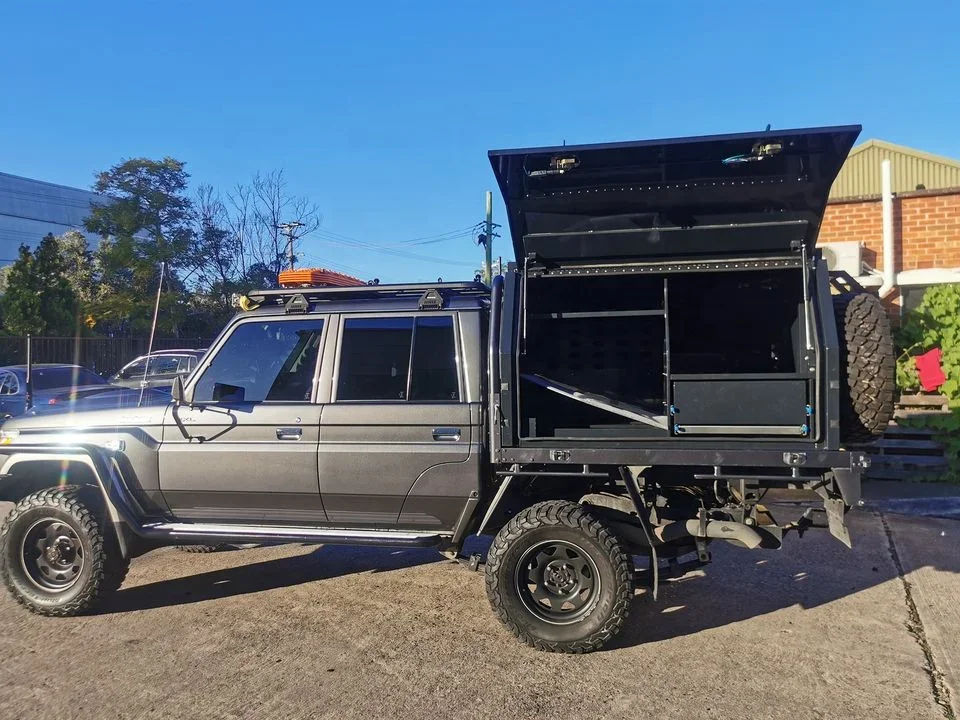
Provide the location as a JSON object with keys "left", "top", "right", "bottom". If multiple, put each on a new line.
{"left": 2, "top": 1, "right": 958, "bottom": 282}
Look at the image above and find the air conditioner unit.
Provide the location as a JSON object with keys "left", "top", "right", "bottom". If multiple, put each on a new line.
{"left": 820, "top": 241, "right": 863, "bottom": 276}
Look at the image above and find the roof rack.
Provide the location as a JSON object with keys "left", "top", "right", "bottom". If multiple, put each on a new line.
{"left": 244, "top": 281, "right": 489, "bottom": 312}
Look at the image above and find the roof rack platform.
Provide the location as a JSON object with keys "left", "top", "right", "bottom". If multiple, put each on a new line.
{"left": 244, "top": 281, "right": 490, "bottom": 311}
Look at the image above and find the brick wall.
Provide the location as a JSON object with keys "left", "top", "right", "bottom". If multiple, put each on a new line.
{"left": 818, "top": 187, "right": 960, "bottom": 271}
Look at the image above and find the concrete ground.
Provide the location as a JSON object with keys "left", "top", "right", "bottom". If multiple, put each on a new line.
{"left": 0, "top": 500, "right": 957, "bottom": 720}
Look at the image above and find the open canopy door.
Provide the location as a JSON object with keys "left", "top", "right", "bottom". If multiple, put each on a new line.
{"left": 489, "top": 125, "right": 860, "bottom": 267}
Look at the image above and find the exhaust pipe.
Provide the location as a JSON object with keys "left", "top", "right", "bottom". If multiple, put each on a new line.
{"left": 653, "top": 518, "right": 763, "bottom": 550}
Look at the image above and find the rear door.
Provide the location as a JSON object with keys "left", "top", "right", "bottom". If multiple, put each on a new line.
{"left": 318, "top": 313, "right": 479, "bottom": 531}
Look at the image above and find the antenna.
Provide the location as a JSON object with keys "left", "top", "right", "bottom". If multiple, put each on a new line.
{"left": 139, "top": 262, "right": 165, "bottom": 408}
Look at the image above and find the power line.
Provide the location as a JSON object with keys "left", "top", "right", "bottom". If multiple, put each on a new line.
{"left": 313, "top": 231, "right": 478, "bottom": 267}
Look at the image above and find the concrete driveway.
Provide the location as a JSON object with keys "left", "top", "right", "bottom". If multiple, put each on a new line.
{"left": 0, "top": 503, "right": 957, "bottom": 720}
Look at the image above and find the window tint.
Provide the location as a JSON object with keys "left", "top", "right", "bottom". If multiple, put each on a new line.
{"left": 337, "top": 317, "right": 413, "bottom": 401}
{"left": 336, "top": 315, "right": 459, "bottom": 402}
{"left": 193, "top": 319, "right": 325, "bottom": 403}
{"left": 410, "top": 317, "right": 459, "bottom": 401}
{"left": 32, "top": 367, "right": 107, "bottom": 390}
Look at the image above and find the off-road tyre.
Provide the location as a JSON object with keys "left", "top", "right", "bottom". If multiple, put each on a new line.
{"left": 0, "top": 486, "right": 124, "bottom": 616}
{"left": 833, "top": 292, "right": 896, "bottom": 442}
{"left": 485, "top": 500, "right": 633, "bottom": 653}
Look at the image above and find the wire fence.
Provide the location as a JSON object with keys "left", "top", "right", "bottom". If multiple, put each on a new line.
{"left": 0, "top": 336, "right": 215, "bottom": 375}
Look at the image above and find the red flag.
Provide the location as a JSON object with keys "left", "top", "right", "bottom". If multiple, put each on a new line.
{"left": 914, "top": 348, "right": 947, "bottom": 392}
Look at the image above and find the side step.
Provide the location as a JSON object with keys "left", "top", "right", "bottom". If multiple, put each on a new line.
{"left": 143, "top": 522, "right": 446, "bottom": 548}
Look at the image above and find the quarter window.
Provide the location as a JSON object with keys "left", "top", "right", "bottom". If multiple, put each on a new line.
{"left": 336, "top": 315, "right": 459, "bottom": 402}
{"left": 193, "top": 319, "right": 325, "bottom": 403}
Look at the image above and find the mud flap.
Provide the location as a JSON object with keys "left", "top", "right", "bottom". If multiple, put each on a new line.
{"left": 825, "top": 497, "right": 851, "bottom": 548}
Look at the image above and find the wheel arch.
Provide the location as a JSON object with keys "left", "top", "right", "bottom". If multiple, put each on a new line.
{"left": 0, "top": 456, "right": 99, "bottom": 503}
{"left": 0, "top": 448, "right": 140, "bottom": 558}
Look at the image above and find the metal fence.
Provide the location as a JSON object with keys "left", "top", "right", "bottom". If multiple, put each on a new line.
{"left": 0, "top": 336, "right": 216, "bottom": 374}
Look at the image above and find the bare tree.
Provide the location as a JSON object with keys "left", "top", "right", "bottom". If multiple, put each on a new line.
{"left": 191, "top": 184, "right": 238, "bottom": 295}
{"left": 227, "top": 170, "right": 322, "bottom": 284}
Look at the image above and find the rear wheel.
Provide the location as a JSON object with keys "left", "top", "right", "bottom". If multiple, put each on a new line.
{"left": 0, "top": 487, "right": 122, "bottom": 616}
{"left": 485, "top": 500, "right": 633, "bottom": 653}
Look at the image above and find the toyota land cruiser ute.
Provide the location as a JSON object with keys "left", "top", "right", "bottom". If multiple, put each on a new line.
{"left": 0, "top": 124, "right": 894, "bottom": 653}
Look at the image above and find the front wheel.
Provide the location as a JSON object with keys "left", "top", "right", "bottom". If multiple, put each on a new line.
{"left": 0, "top": 487, "right": 122, "bottom": 616}
{"left": 485, "top": 500, "right": 633, "bottom": 653}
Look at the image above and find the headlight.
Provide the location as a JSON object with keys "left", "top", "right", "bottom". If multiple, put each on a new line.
{"left": 0, "top": 429, "right": 20, "bottom": 445}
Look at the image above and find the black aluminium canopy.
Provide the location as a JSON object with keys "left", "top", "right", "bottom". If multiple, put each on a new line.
{"left": 488, "top": 125, "right": 860, "bottom": 267}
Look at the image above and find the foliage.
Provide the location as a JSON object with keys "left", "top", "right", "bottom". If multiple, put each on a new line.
{"left": 54, "top": 230, "right": 97, "bottom": 306}
{"left": 0, "top": 157, "right": 324, "bottom": 340}
{"left": 0, "top": 236, "right": 79, "bottom": 336}
{"left": 84, "top": 158, "right": 196, "bottom": 336}
{"left": 895, "top": 284, "right": 960, "bottom": 400}
{"left": 895, "top": 285, "right": 960, "bottom": 483}
{"left": 226, "top": 170, "right": 321, "bottom": 282}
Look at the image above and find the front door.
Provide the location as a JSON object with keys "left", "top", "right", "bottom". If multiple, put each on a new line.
{"left": 319, "top": 314, "right": 480, "bottom": 531}
{"left": 159, "top": 316, "right": 328, "bottom": 525}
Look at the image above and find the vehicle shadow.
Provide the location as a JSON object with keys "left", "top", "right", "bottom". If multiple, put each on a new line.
{"left": 100, "top": 511, "right": 959, "bottom": 651}
{"left": 102, "top": 543, "right": 444, "bottom": 615}
{"left": 610, "top": 508, "right": 960, "bottom": 650}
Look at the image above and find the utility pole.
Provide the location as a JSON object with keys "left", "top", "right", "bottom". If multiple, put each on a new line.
{"left": 276, "top": 221, "right": 305, "bottom": 271}
{"left": 484, "top": 191, "right": 493, "bottom": 285}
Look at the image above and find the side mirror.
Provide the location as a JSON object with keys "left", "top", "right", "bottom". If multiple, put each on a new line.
{"left": 171, "top": 376, "right": 186, "bottom": 405}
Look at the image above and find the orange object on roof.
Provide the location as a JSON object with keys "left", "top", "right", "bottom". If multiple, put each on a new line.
{"left": 278, "top": 268, "right": 366, "bottom": 288}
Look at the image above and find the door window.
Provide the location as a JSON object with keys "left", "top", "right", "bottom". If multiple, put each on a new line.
{"left": 118, "top": 359, "right": 148, "bottom": 380}
{"left": 410, "top": 316, "right": 459, "bottom": 401}
{"left": 0, "top": 372, "right": 19, "bottom": 395}
{"left": 147, "top": 357, "right": 181, "bottom": 377}
{"left": 336, "top": 315, "right": 459, "bottom": 402}
{"left": 193, "top": 319, "right": 326, "bottom": 403}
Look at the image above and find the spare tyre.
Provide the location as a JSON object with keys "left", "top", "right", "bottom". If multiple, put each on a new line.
{"left": 832, "top": 292, "right": 895, "bottom": 442}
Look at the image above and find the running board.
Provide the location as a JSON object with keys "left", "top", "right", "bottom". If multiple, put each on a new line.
{"left": 143, "top": 522, "right": 446, "bottom": 548}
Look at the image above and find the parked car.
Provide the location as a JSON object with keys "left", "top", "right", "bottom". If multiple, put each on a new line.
{"left": 31, "top": 385, "right": 172, "bottom": 415}
{"left": 109, "top": 349, "right": 205, "bottom": 389}
{"left": 0, "top": 364, "right": 111, "bottom": 420}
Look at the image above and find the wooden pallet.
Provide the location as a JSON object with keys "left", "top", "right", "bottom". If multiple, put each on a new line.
{"left": 894, "top": 393, "right": 950, "bottom": 419}
{"left": 859, "top": 398, "right": 951, "bottom": 480}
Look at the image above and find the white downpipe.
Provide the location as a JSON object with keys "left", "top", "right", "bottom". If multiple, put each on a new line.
{"left": 880, "top": 159, "right": 896, "bottom": 297}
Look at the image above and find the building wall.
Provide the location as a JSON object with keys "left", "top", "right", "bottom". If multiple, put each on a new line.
{"left": 0, "top": 172, "right": 106, "bottom": 262}
{"left": 830, "top": 140, "right": 960, "bottom": 199}
{"left": 819, "top": 187, "right": 960, "bottom": 273}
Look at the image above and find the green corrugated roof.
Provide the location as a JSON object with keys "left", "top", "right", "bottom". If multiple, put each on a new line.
{"left": 830, "top": 139, "right": 960, "bottom": 199}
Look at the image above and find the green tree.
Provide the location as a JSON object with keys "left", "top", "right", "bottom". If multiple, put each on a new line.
{"left": 85, "top": 157, "right": 196, "bottom": 335}
{"left": 54, "top": 230, "right": 97, "bottom": 307}
{"left": 0, "top": 235, "right": 79, "bottom": 336}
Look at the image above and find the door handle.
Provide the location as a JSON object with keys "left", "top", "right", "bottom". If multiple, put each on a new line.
{"left": 432, "top": 427, "right": 461, "bottom": 441}
{"left": 276, "top": 427, "right": 303, "bottom": 440}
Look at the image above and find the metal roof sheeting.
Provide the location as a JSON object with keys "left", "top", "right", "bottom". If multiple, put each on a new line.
{"left": 830, "top": 139, "right": 960, "bottom": 199}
